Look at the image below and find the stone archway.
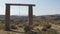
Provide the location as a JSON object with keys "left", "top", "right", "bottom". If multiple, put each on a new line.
{"left": 5, "top": 3, "right": 35, "bottom": 31}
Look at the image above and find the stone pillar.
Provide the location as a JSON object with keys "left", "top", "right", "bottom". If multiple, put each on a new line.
{"left": 5, "top": 4, "right": 10, "bottom": 31}
{"left": 29, "top": 5, "right": 33, "bottom": 25}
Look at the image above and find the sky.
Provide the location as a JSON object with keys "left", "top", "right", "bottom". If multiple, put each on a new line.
{"left": 0, "top": 0, "right": 60, "bottom": 16}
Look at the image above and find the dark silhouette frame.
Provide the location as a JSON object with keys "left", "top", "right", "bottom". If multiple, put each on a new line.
{"left": 5, "top": 3, "right": 35, "bottom": 31}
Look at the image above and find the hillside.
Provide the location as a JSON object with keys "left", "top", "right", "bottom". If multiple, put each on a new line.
{"left": 0, "top": 15, "right": 60, "bottom": 34}
{"left": 0, "top": 14, "right": 60, "bottom": 24}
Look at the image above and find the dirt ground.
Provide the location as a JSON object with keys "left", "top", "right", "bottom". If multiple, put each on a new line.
{"left": 0, "top": 30, "right": 22, "bottom": 34}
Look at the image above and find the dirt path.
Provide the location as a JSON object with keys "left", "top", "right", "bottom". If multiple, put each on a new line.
{"left": 0, "top": 30, "right": 22, "bottom": 34}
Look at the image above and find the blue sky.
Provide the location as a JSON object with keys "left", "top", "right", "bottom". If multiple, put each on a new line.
{"left": 0, "top": 0, "right": 60, "bottom": 16}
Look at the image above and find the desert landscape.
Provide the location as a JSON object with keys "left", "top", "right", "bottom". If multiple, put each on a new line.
{"left": 0, "top": 0, "right": 60, "bottom": 34}
{"left": 0, "top": 15, "right": 60, "bottom": 34}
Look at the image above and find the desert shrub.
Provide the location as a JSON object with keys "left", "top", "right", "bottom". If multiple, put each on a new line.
{"left": 38, "top": 29, "right": 59, "bottom": 34}
{"left": 0, "top": 24, "right": 5, "bottom": 30}
{"left": 24, "top": 26, "right": 31, "bottom": 32}
{"left": 33, "top": 23, "right": 39, "bottom": 26}
{"left": 33, "top": 22, "right": 40, "bottom": 27}
{"left": 17, "top": 24, "right": 24, "bottom": 28}
{"left": 23, "top": 23, "right": 29, "bottom": 27}
{"left": 18, "top": 25, "right": 22, "bottom": 27}
{"left": 10, "top": 24, "right": 17, "bottom": 29}
{"left": 42, "top": 23, "right": 51, "bottom": 31}
{"left": 45, "top": 29, "right": 59, "bottom": 34}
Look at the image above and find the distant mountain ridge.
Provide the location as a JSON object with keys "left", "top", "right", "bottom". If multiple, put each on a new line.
{"left": 0, "top": 14, "right": 60, "bottom": 21}
{"left": 0, "top": 14, "right": 60, "bottom": 24}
